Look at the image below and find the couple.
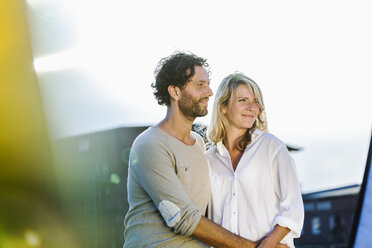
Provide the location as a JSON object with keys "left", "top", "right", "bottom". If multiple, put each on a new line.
{"left": 123, "top": 51, "right": 304, "bottom": 248}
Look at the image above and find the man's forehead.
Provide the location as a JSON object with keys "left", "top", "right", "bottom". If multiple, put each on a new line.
{"left": 192, "top": 66, "right": 209, "bottom": 81}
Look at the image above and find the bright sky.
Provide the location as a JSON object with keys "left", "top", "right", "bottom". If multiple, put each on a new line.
{"left": 26, "top": 0, "right": 372, "bottom": 193}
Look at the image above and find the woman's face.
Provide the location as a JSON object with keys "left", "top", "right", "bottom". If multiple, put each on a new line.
{"left": 223, "top": 84, "right": 259, "bottom": 131}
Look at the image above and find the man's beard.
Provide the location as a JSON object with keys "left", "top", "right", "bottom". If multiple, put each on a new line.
{"left": 178, "top": 92, "right": 208, "bottom": 121}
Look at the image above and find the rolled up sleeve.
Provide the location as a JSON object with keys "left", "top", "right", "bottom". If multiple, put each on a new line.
{"left": 271, "top": 144, "right": 304, "bottom": 237}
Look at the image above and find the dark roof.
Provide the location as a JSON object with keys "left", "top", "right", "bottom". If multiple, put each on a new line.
{"left": 302, "top": 184, "right": 360, "bottom": 201}
{"left": 287, "top": 145, "right": 302, "bottom": 152}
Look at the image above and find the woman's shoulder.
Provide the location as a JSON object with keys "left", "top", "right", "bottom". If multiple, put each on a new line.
{"left": 254, "top": 129, "right": 286, "bottom": 148}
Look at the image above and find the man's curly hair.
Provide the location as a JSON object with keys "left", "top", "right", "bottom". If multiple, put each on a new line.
{"left": 152, "top": 51, "right": 209, "bottom": 106}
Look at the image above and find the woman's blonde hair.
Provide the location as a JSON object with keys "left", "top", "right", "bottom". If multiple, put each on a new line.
{"left": 207, "top": 72, "right": 268, "bottom": 150}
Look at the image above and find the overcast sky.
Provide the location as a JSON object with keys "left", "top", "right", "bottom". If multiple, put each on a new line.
{"left": 26, "top": 0, "right": 372, "bottom": 193}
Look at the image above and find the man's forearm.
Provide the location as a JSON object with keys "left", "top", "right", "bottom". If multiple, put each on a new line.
{"left": 257, "top": 225, "right": 290, "bottom": 248}
{"left": 192, "top": 216, "right": 256, "bottom": 248}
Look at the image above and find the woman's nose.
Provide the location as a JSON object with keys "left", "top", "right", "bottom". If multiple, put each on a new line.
{"left": 245, "top": 101, "right": 257, "bottom": 110}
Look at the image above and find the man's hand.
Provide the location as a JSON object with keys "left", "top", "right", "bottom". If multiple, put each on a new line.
{"left": 256, "top": 240, "right": 289, "bottom": 248}
{"left": 192, "top": 217, "right": 290, "bottom": 248}
{"left": 256, "top": 224, "right": 290, "bottom": 248}
{"left": 273, "top": 244, "right": 289, "bottom": 248}
{"left": 192, "top": 216, "right": 256, "bottom": 248}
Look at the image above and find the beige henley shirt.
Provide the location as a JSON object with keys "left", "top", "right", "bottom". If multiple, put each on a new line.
{"left": 124, "top": 126, "right": 210, "bottom": 248}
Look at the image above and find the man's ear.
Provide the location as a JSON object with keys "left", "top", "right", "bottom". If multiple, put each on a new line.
{"left": 168, "top": 85, "right": 180, "bottom": 101}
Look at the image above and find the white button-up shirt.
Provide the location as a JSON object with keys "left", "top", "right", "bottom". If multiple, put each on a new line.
{"left": 206, "top": 130, "right": 304, "bottom": 248}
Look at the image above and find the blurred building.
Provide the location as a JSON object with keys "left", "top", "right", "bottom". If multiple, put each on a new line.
{"left": 295, "top": 185, "right": 360, "bottom": 248}
{"left": 52, "top": 126, "right": 147, "bottom": 248}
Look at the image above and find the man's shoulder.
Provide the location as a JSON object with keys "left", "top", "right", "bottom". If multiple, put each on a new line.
{"left": 205, "top": 145, "right": 217, "bottom": 156}
{"left": 132, "top": 126, "right": 169, "bottom": 150}
{"left": 129, "top": 127, "right": 175, "bottom": 168}
{"left": 191, "top": 131, "right": 204, "bottom": 145}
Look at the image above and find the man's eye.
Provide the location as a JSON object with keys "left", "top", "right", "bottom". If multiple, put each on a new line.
{"left": 239, "top": 99, "right": 246, "bottom": 102}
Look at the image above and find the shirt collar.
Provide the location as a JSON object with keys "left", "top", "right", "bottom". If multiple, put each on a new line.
{"left": 216, "top": 141, "right": 229, "bottom": 157}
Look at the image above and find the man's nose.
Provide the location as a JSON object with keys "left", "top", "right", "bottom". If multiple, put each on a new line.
{"left": 206, "top": 85, "right": 213, "bottom": 97}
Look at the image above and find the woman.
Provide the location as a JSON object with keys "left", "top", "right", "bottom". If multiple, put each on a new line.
{"left": 206, "top": 72, "right": 304, "bottom": 248}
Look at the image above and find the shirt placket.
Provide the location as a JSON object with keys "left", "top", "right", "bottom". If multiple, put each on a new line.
{"left": 231, "top": 173, "right": 238, "bottom": 234}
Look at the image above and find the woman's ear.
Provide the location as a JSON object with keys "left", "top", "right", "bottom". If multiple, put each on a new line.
{"left": 168, "top": 85, "right": 180, "bottom": 101}
{"left": 221, "top": 104, "right": 227, "bottom": 114}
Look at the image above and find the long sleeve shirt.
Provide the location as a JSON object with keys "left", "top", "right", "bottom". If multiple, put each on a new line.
{"left": 206, "top": 129, "right": 304, "bottom": 248}
{"left": 124, "top": 126, "right": 210, "bottom": 248}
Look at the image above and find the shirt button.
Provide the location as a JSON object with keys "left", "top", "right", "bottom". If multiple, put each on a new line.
{"left": 233, "top": 193, "right": 236, "bottom": 196}
{"left": 233, "top": 211, "right": 236, "bottom": 214}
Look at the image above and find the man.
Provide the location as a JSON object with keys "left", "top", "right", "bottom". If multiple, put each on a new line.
{"left": 123, "top": 51, "right": 287, "bottom": 248}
